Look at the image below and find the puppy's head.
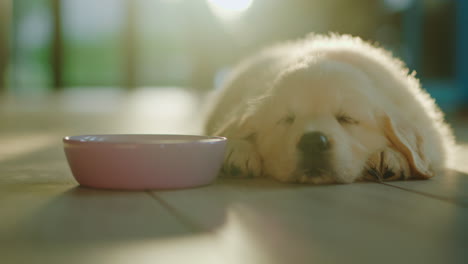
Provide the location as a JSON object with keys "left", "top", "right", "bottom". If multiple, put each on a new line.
{"left": 238, "top": 61, "right": 432, "bottom": 183}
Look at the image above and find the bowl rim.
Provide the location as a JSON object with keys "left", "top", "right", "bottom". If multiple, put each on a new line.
{"left": 63, "top": 134, "right": 227, "bottom": 146}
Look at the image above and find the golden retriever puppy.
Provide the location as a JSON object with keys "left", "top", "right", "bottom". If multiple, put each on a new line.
{"left": 204, "top": 34, "right": 455, "bottom": 184}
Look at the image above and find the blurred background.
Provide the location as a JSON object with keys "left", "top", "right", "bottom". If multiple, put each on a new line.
{"left": 0, "top": 0, "right": 467, "bottom": 113}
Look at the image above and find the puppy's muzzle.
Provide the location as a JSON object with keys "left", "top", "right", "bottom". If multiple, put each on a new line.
{"left": 298, "top": 131, "right": 331, "bottom": 176}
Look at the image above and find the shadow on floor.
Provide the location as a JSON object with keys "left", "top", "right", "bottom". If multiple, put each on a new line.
{"left": 3, "top": 186, "right": 220, "bottom": 246}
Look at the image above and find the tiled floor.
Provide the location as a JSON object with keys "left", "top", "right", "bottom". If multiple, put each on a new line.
{"left": 1, "top": 88, "right": 467, "bottom": 264}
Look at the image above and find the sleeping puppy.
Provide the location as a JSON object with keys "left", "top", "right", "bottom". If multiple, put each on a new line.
{"left": 204, "top": 34, "right": 455, "bottom": 184}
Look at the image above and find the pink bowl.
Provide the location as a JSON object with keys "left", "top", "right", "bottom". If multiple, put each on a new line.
{"left": 63, "top": 134, "right": 227, "bottom": 190}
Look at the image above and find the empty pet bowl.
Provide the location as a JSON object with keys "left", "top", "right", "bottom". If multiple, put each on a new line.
{"left": 63, "top": 134, "right": 227, "bottom": 190}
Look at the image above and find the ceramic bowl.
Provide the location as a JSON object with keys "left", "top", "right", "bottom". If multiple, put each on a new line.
{"left": 63, "top": 134, "right": 227, "bottom": 190}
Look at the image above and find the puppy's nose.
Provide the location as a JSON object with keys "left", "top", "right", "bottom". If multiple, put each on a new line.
{"left": 298, "top": 131, "right": 330, "bottom": 153}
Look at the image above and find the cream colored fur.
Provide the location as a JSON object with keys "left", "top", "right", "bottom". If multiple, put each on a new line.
{"left": 204, "top": 34, "right": 455, "bottom": 184}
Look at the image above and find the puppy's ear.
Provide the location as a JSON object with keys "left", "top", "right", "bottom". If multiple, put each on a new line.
{"left": 383, "top": 115, "right": 433, "bottom": 179}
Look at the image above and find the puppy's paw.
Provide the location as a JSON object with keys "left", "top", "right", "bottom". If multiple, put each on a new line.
{"left": 364, "top": 147, "right": 410, "bottom": 182}
{"left": 220, "top": 139, "right": 262, "bottom": 178}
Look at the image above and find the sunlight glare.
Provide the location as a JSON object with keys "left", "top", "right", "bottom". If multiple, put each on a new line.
{"left": 0, "top": 134, "right": 57, "bottom": 162}
{"left": 451, "top": 144, "right": 468, "bottom": 173}
{"left": 207, "top": 0, "right": 253, "bottom": 19}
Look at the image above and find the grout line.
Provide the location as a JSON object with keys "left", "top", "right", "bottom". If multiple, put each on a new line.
{"left": 146, "top": 191, "right": 203, "bottom": 231}
{"left": 378, "top": 182, "right": 468, "bottom": 208}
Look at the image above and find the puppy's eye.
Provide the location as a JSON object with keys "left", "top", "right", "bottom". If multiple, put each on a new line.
{"left": 277, "top": 113, "right": 296, "bottom": 125}
{"left": 336, "top": 114, "right": 359, "bottom": 125}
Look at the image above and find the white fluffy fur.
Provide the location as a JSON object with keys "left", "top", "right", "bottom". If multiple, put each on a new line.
{"left": 204, "top": 34, "right": 455, "bottom": 184}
